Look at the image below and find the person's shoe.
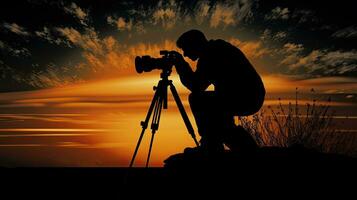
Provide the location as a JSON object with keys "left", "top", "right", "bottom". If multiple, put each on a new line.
{"left": 223, "top": 125, "right": 258, "bottom": 153}
{"left": 184, "top": 142, "right": 225, "bottom": 155}
{"left": 183, "top": 146, "right": 203, "bottom": 154}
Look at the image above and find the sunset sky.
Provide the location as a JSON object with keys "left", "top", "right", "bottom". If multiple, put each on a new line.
{"left": 0, "top": 0, "right": 356, "bottom": 167}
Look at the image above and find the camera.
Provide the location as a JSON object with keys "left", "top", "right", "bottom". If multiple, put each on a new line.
{"left": 135, "top": 50, "right": 177, "bottom": 73}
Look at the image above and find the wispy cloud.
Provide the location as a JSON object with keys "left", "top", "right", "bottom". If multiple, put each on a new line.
{"left": 260, "top": 29, "right": 272, "bottom": 41}
{"left": 122, "top": 0, "right": 255, "bottom": 30}
{"left": 3, "top": 0, "right": 355, "bottom": 92}
{"left": 152, "top": 6, "right": 177, "bottom": 29}
{"left": 332, "top": 26, "right": 357, "bottom": 38}
{"left": 149, "top": 0, "right": 181, "bottom": 30}
{"left": 56, "top": 27, "right": 103, "bottom": 54}
{"left": 107, "top": 16, "right": 133, "bottom": 31}
{"left": 273, "top": 31, "right": 288, "bottom": 41}
{"left": 17, "top": 0, "right": 256, "bottom": 89}
{"left": 292, "top": 9, "right": 316, "bottom": 24}
{"left": 35, "top": 26, "right": 70, "bottom": 46}
{"left": 0, "top": 60, "right": 15, "bottom": 81}
{"left": 210, "top": 3, "right": 238, "bottom": 27}
{"left": 0, "top": 40, "right": 31, "bottom": 57}
{"left": 55, "top": 25, "right": 189, "bottom": 78}
{"left": 283, "top": 43, "right": 304, "bottom": 53}
{"left": 279, "top": 42, "right": 305, "bottom": 67}
{"left": 282, "top": 48, "right": 357, "bottom": 77}
{"left": 209, "top": 0, "right": 253, "bottom": 28}
{"left": 63, "top": 2, "right": 88, "bottom": 26}
{"left": 260, "top": 29, "right": 288, "bottom": 42}
{"left": 265, "top": 7, "right": 290, "bottom": 20}
{"left": 229, "top": 38, "right": 270, "bottom": 59}
{"left": 26, "top": 62, "right": 84, "bottom": 88}
{"left": 194, "top": 0, "right": 211, "bottom": 25}
{"left": 2, "top": 22, "right": 30, "bottom": 36}
{"left": 11, "top": 18, "right": 189, "bottom": 89}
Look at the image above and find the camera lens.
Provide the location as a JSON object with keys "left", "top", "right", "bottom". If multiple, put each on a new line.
{"left": 134, "top": 51, "right": 174, "bottom": 74}
{"left": 135, "top": 56, "right": 144, "bottom": 73}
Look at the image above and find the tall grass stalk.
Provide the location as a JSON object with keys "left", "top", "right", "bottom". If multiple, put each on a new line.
{"left": 239, "top": 89, "right": 356, "bottom": 156}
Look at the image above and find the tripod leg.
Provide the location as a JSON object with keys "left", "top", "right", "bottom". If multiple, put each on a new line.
{"left": 146, "top": 95, "right": 164, "bottom": 167}
{"left": 146, "top": 131, "right": 156, "bottom": 167}
{"left": 129, "top": 89, "right": 160, "bottom": 168}
{"left": 169, "top": 82, "right": 200, "bottom": 147}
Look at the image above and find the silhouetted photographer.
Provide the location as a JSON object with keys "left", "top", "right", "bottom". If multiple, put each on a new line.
{"left": 174, "top": 29, "right": 265, "bottom": 153}
{"left": 130, "top": 30, "right": 265, "bottom": 168}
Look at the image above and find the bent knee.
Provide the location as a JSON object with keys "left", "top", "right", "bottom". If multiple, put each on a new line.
{"left": 188, "top": 93, "right": 194, "bottom": 103}
{"left": 189, "top": 92, "right": 215, "bottom": 105}
{"left": 188, "top": 92, "right": 202, "bottom": 104}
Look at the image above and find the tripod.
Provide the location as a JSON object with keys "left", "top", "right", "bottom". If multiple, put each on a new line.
{"left": 129, "top": 69, "right": 200, "bottom": 168}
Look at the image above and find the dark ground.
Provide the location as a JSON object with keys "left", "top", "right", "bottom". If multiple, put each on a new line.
{"left": 1, "top": 147, "right": 356, "bottom": 198}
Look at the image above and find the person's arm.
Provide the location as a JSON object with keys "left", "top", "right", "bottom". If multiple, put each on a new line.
{"left": 173, "top": 54, "right": 210, "bottom": 92}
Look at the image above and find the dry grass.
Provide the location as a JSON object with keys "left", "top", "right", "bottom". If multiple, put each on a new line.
{"left": 239, "top": 88, "right": 357, "bottom": 157}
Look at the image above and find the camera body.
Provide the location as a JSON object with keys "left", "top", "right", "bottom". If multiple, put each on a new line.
{"left": 135, "top": 50, "right": 176, "bottom": 73}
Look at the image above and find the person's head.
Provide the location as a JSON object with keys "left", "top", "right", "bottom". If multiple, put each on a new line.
{"left": 176, "top": 29, "right": 208, "bottom": 61}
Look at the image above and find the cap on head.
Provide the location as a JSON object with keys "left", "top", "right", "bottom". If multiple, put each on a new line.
{"left": 176, "top": 29, "right": 207, "bottom": 50}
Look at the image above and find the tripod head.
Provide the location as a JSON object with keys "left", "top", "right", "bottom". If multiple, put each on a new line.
{"left": 156, "top": 69, "right": 172, "bottom": 110}
{"left": 159, "top": 66, "right": 172, "bottom": 80}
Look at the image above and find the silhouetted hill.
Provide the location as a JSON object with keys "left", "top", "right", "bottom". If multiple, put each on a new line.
{"left": 0, "top": 146, "right": 355, "bottom": 197}
{"left": 164, "top": 145, "right": 356, "bottom": 168}
{"left": 163, "top": 145, "right": 356, "bottom": 183}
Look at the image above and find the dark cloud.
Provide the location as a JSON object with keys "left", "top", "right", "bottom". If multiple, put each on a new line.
{"left": 283, "top": 49, "right": 357, "bottom": 77}
{"left": 35, "top": 27, "right": 71, "bottom": 46}
{"left": 0, "top": 40, "right": 31, "bottom": 57}
{"left": 208, "top": 0, "right": 255, "bottom": 28}
{"left": 107, "top": 16, "right": 133, "bottom": 31}
{"left": 332, "top": 26, "right": 357, "bottom": 39}
{"left": 0, "top": 0, "right": 356, "bottom": 92}
{"left": 292, "top": 9, "right": 317, "bottom": 24}
{"left": 264, "top": 7, "right": 290, "bottom": 20}
{"left": 63, "top": 2, "right": 89, "bottom": 26}
{"left": 150, "top": 0, "right": 180, "bottom": 29}
{"left": 3, "top": 23, "right": 31, "bottom": 36}
{"left": 260, "top": 29, "right": 288, "bottom": 42}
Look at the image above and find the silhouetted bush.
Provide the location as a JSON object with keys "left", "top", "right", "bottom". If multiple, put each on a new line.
{"left": 239, "top": 88, "right": 356, "bottom": 157}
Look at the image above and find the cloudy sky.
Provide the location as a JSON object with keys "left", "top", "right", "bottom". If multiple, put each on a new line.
{"left": 0, "top": 0, "right": 356, "bottom": 92}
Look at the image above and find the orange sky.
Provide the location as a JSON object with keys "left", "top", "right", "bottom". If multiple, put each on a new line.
{"left": 2, "top": 73, "right": 357, "bottom": 102}
{"left": 0, "top": 74, "right": 356, "bottom": 166}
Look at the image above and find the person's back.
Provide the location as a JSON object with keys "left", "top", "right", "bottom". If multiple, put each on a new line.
{"left": 197, "top": 39, "right": 265, "bottom": 115}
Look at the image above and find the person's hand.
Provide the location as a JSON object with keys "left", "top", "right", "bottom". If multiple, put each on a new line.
{"left": 168, "top": 51, "right": 186, "bottom": 65}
